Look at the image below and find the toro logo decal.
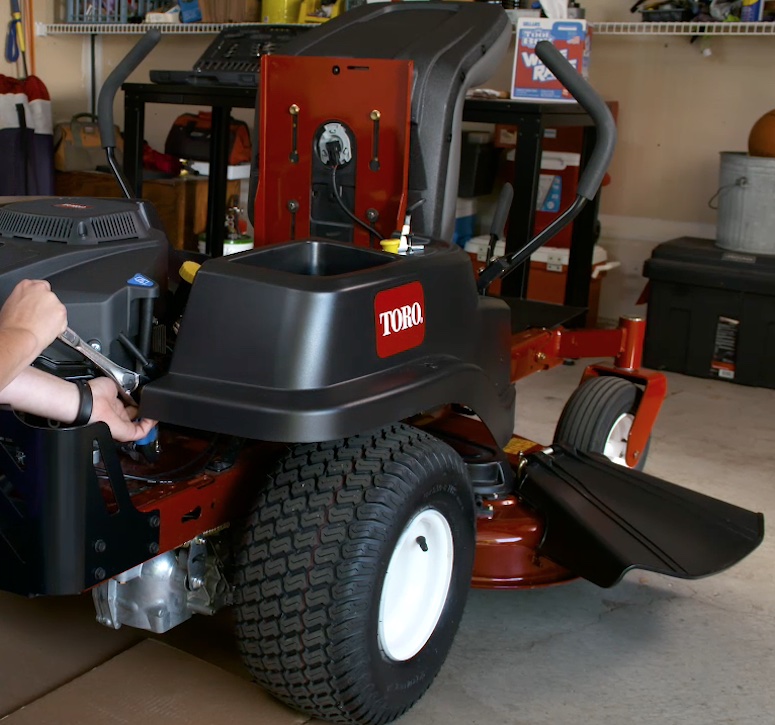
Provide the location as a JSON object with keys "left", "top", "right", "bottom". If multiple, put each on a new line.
{"left": 375, "top": 282, "right": 425, "bottom": 358}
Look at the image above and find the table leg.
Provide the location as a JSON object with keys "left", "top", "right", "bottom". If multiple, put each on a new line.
{"left": 123, "top": 92, "right": 145, "bottom": 198}
{"left": 205, "top": 106, "right": 232, "bottom": 258}
{"left": 565, "top": 125, "right": 599, "bottom": 326}
{"left": 503, "top": 115, "right": 544, "bottom": 298}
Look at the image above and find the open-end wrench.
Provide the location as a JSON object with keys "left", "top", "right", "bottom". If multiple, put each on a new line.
{"left": 58, "top": 327, "right": 140, "bottom": 406}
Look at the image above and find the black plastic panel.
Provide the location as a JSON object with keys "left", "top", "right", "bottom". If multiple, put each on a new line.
{"left": 520, "top": 445, "right": 764, "bottom": 588}
{"left": 141, "top": 239, "right": 515, "bottom": 446}
{"left": 274, "top": 2, "right": 510, "bottom": 240}
{"left": 0, "top": 410, "right": 159, "bottom": 596}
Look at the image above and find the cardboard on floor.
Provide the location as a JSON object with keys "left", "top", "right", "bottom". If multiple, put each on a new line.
{"left": 0, "top": 591, "right": 316, "bottom": 725}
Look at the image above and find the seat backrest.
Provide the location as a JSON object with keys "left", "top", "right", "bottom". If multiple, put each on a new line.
{"left": 262, "top": 2, "right": 511, "bottom": 241}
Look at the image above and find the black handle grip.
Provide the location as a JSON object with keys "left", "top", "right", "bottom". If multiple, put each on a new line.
{"left": 535, "top": 40, "right": 616, "bottom": 201}
{"left": 489, "top": 183, "right": 514, "bottom": 239}
{"left": 97, "top": 29, "right": 162, "bottom": 148}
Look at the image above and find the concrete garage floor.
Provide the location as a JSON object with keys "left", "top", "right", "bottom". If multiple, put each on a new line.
{"left": 168, "top": 361, "right": 775, "bottom": 725}
{"left": 4, "top": 361, "right": 773, "bottom": 724}
{"left": 404, "top": 362, "right": 775, "bottom": 725}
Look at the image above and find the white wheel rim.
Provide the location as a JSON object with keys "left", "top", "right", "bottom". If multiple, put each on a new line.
{"left": 604, "top": 412, "right": 634, "bottom": 466}
{"left": 378, "top": 508, "right": 454, "bottom": 662}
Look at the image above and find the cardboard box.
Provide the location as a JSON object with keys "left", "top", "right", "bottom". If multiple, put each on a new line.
{"left": 0, "top": 592, "right": 141, "bottom": 718}
{"left": 0, "top": 589, "right": 310, "bottom": 725}
{"left": 3, "top": 640, "right": 308, "bottom": 725}
{"left": 198, "top": 0, "right": 260, "bottom": 22}
{"left": 511, "top": 18, "right": 589, "bottom": 102}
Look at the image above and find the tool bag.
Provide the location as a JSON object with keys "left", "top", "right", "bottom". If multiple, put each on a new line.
{"left": 164, "top": 111, "right": 251, "bottom": 165}
{"left": 53, "top": 113, "right": 123, "bottom": 172}
{"left": 0, "top": 74, "right": 54, "bottom": 195}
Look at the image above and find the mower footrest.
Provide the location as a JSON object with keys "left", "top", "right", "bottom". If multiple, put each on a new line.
{"left": 520, "top": 445, "right": 764, "bottom": 587}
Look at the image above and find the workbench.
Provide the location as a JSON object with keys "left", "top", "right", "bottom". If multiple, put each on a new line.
{"left": 462, "top": 98, "right": 600, "bottom": 315}
{"left": 122, "top": 82, "right": 256, "bottom": 258}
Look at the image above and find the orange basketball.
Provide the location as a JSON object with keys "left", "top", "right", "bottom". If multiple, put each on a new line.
{"left": 748, "top": 109, "right": 775, "bottom": 157}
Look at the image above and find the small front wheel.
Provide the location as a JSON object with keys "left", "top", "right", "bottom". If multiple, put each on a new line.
{"left": 232, "top": 423, "right": 475, "bottom": 725}
{"left": 554, "top": 376, "right": 649, "bottom": 469}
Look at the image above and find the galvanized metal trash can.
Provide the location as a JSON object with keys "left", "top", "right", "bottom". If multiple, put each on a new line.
{"left": 716, "top": 151, "right": 775, "bottom": 256}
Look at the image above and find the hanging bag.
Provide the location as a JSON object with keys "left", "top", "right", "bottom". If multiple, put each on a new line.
{"left": 164, "top": 111, "right": 251, "bottom": 165}
{"left": 53, "top": 113, "right": 123, "bottom": 172}
{"left": 0, "top": 74, "right": 54, "bottom": 195}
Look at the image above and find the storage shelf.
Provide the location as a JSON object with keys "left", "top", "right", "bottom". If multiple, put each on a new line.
{"left": 37, "top": 20, "right": 775, "bottom": 37}
{"left": 37, "top": 22, "right": 283, "bottom": 36}
{"left": 592, "top": 21, "right": 775, "bottom": 35}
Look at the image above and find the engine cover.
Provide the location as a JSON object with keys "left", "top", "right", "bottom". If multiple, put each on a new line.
{"left": 0, "top": 197, "right": 169, "bottom": 370}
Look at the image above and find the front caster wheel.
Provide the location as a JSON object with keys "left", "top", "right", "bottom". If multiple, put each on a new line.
{"left": 232, "top": 423, "right": 475, "bottom": 725}
{"left": 554, "top": 376, "right": 650, "bottom": 470}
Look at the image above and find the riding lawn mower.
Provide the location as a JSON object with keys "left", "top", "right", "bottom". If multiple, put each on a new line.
{"left": 0, "top": 4, "right": 764, "bottom": 725}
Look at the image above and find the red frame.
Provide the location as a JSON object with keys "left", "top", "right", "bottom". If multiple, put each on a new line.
{"left": 253, "top": 55, "right": 413, "bottom": 247}
{"left": 509, "top": 315, "right": 665, "bottom": 468}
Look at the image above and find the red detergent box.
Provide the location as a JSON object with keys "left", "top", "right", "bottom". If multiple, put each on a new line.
{"left": 512, "top": 18, "right": 589, "bottom": 102}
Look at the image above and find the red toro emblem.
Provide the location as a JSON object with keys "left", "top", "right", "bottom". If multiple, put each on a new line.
{"left": 374, "top": 282, "right": 426, "bottom": 358}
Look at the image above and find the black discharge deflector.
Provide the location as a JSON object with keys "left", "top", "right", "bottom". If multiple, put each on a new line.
{"left": 520, "top": 445, "right": 764, "bottom": 587}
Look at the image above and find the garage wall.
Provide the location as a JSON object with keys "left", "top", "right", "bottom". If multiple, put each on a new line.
{"left": 2, "top": 4, "right": 771, "bottom": 320}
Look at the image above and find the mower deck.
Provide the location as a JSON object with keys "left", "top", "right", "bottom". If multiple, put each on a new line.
{"left": 1, "top": 408, "right": 762, "bottom": 597}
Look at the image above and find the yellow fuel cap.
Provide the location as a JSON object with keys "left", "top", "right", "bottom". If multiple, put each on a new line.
{"left": 179, "top": 260, "right": 201, "bottom": 284}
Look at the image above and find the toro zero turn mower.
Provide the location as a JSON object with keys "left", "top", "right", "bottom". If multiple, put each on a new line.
{"left": 0, "top": 4, "right": 764, "bottom": 725}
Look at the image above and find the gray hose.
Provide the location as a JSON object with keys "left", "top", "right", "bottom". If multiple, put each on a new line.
{"left": 535, "top": 40, "right": 616, "bottom": 201}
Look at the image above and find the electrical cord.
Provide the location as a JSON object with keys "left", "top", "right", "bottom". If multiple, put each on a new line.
{"left": 330, "top": 165, "right": 382, "bottom": 243}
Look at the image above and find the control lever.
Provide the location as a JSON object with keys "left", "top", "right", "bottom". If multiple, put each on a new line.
{"left": 58, "top": 328, "right": 140, "bottom": 405}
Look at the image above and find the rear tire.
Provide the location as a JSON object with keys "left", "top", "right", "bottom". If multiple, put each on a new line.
{"left": 232, "top": 423, "right": 475, "bottom": 725}
{"left": 554, "top": 376, "right": 649, "bottom": 470}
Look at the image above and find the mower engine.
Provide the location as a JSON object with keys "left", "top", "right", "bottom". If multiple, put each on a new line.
{"left": 0, "top": 197, "right": 170, "bottom": 377}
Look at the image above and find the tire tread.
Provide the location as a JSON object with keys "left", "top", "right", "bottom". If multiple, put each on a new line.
{"left": 232, "top": 423, "right": 469, "bottom": 725}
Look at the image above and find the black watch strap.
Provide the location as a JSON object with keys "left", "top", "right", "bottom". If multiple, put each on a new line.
{"left": 72, "top": 380, "right": 93, "bottom": 427}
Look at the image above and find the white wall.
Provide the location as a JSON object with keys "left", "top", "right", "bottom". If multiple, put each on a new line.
{"left": 4, "top": 5, "right": 772, "bottom": 324}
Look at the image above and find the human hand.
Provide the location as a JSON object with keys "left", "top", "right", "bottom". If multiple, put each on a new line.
{"left": 87, "top": 376, "right": 158, "bottom": 443}
{"left": 0, "top": 279, "right": 68, "bottom": 359}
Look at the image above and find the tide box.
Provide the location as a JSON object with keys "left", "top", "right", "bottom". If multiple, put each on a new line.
{"left": 512, "top": 18, "right": 589, "bottom": 102}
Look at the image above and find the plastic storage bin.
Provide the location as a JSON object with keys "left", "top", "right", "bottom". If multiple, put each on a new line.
{"left": 643, "top": 237, "right": 775, "bottom": 388}
{"left": 64, "top": 0, "right": 166, "bottom": 23}
{"left": 465, "top": 236, "right": 614, "bottom": 326}
{"left": 533, "top": 151, "right": 580, "bottom": 249}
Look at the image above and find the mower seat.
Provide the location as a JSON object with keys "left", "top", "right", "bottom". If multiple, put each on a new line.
{"left": 253, "top": 1, "right": 511, "bottom": 242}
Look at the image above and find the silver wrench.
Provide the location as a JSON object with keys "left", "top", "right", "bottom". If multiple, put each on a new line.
{"left": 58, "top": 327, "right": 140, "bottom": 405}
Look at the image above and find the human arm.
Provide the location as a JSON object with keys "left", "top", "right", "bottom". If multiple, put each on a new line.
{"left": 0, "top": 367, "right": 156, "bottom": 443}
{"left": 0, "top": 279, "right": 68, "bottom": 391}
